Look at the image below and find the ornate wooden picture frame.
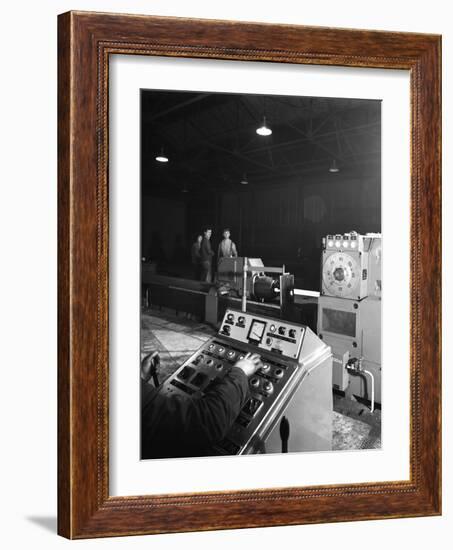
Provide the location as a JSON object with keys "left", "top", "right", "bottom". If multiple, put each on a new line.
{"left": 58, "top": 11, "right": 441, "bottom": 539}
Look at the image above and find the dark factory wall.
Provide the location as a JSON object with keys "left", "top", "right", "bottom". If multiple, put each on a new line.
{"left": 141, "top": 196, "right": 188, "bottom": 266}
{"left": 142, "top": 174, "right": 380, "bottom": 290}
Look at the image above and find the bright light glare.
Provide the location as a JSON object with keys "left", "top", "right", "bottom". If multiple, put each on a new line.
{"left": 256, "top": 125, "right": 272, "bottom": 136}
{"left": 155, "top": 155, "right": 168, "bottom": 163}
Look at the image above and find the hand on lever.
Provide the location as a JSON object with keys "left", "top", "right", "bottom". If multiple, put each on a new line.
{"left": 234, "top": 352, "right": 262, "bottom": 377}
{"left": 141, "top": 351, "right": 159, "bottom": 383}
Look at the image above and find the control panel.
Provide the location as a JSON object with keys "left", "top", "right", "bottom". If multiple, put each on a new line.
{"left": 158, "top": 309, "right": 329, "bottom": 455}
{"left": 219, "top": 309, "right": 305, "bottom": 359}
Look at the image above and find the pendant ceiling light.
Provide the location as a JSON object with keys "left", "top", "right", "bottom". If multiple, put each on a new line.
{"left": 329, "top": 159, "right": 340, "bottom": 173}
{"left": 155, "top": 147, "right": 169, "bottom": 163}
{"left": 256, "top": 116, "right": 272, "bottom": 136}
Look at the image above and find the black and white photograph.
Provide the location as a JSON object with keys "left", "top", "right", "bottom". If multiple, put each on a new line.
{"left": 140, "top": 89, "right": 382, "bottom": 460}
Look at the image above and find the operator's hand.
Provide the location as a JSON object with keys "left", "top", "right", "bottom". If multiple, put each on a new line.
{"left": 233, "top": 352, "right": 262, "bottom": 377}
{"left": 141, "top": 351, "right": 158, "bottom": 382}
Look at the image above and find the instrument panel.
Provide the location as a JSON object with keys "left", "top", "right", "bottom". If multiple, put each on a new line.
{"left": 219, "top": 309, "right": 305, "bottom": 359}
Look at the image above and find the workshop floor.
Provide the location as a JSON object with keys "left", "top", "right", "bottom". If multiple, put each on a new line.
{"left": 141, "top": 307, "right": 381, "bottom": 452}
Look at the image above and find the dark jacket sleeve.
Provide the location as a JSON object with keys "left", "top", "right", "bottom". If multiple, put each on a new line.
{"left": 141, "top": 367, "right": 250, "bottom": 458}
{"left": 188, "top": 367, "right": 249, "bottom": 444}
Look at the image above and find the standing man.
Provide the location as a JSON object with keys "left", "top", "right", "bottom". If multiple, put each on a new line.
{"left": 217, "top": 227, "right": 238, "bottom": 262}
{"left": 199, "top": 227, "right": 214, "bottom": 282}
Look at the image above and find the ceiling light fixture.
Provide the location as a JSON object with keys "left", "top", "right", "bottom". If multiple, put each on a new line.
{"left": 256, "top": 116, "right": 272, "bottom": 136}
{"left": 155, "top": 147, "right": 169, "bottom": 163}
{"left": 329, "top": 159, "right": 340, "bottom": 173}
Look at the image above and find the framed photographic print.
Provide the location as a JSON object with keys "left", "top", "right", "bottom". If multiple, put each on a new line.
{"left": 58, "top": 11, "right": 441, "bottom": 538}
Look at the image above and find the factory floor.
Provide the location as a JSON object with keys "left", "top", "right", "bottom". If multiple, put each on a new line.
{"left": 141, "top": 307, "right": 381, "bottom": 452}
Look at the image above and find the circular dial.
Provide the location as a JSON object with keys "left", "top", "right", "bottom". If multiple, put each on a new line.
{"left": 322, "top": 251, "right": 359, "bottom": 297}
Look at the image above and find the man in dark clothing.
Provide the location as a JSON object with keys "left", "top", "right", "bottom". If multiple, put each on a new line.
{"left": 141, "top": 351, "right": 261, "bottom": 459}
{"left": 199, "top": 227, "right": 214, "bottom": 282}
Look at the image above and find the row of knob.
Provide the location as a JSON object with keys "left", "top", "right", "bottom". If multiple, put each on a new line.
{"left": 268, "top": 324, "right": 297, "bottom": 339}
{"left": 206, "top": 343, "right": 244, "bottom": 361}
{"left": 226, "top": 313, "right": 245, "bottom": 325}
{"left": 250, "top": 377, "right": 274, "bottom": 394}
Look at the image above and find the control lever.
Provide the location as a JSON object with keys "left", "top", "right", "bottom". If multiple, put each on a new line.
{"left": 143, "top": 351, "right": 160, "bottom": 388}
{"left": 279, "top": 416, "right": 290, "bottom": 453}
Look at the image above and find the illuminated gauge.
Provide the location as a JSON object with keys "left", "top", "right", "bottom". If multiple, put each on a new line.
{"left": 335, "top": 241, "right": 341, "bottom": 248}
{"left": 328, "top": 240, "right": 334, "bottom": 247}
{"left": 269, "top": 324, "right": 276, "bottom": 332}
{"left": 263, "top": 381, "right": 274, "bottom": 394}
{"left": 342, "top": 241, "right": 349, "bottom": 248}
{"left": 250, "top": 377, "right": 260, "bottom": 388}
{"left": 350, "top": 241, "right": 357, "bottom": 249}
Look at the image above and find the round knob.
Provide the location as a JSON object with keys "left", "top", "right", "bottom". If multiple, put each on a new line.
{"left": 274, "top": 368, "right": 284, "bottom": 378}
{"left": 278, "top": 326, "right": 286, "bottom": 335}
{"left": 216, "top": 363, "right": 223, "bottom": 371}
{"left": 266, "top": 337, "right": 272, "bottom": 346}
{"left": 250, "top": 377, "right": 260, "bottom": 388}
{"left": 238, "top": 316, "right": 245, "bottom": 325}
{"left": 218, "top": 347, "right": 225, "bottom": 354}
{"left": 208, "top": 343, "right": 215, "bottom": 350}
{"left": 227, "top": 313, "right": 234, "bottom": 322}
{"left": 227, "top": 350, "right": 236, "bottom": 359}
{"left": 206, "top": 359, "right": 214, "bottom": 366}
{"left": 288, "top": 329, "right": 296, "bottom": 339}
{"left": 270, "top": 324, "right": 276, "bottom": 332}
{"left": 261, "top": 363, "right": 270, "bottom": 372}
{"left": 238, "top": 355, "right": 244, "bottom": 360}
{"left": 263, "top": 381, "right": 274, "bottom": 393}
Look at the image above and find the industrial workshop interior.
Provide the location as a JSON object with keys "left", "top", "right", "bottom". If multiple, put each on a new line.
{"left": 140, "top": 89, "right": 382, "bottom": 460}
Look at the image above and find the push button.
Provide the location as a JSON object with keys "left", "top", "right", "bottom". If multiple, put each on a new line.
{"left": 250, "top": 377, "right": 260, "bottom": 388}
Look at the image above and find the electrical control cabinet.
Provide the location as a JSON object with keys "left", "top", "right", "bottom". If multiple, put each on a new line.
{"left": 318, "top": 232, "right": 382, "bottom": 405}
{"left": 160, "top": 309, "right": 333, "bottom": 455}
